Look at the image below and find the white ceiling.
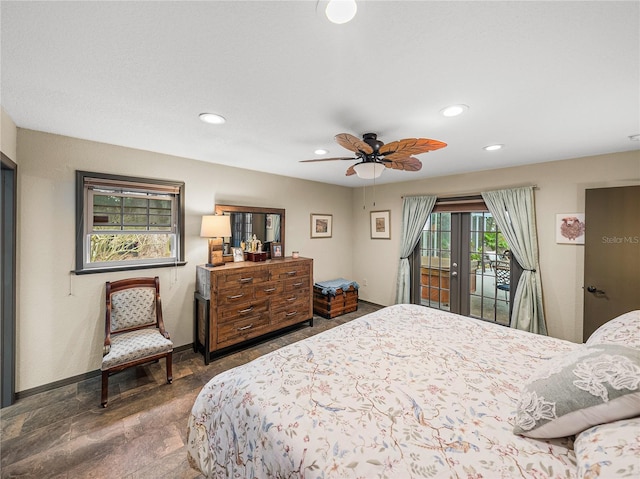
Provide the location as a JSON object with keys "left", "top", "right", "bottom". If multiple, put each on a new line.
{"left": 2, "top": 1, "right": 639, "bottom": 187}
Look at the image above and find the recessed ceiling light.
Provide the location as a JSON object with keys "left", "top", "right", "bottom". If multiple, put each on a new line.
{"left": 483, "top": 144, "right": 504, "bottom": 151}
{"left": 314, "top": 148, "right": 329, "bottom": 155}
{"left": 629, "top": 134, "right": 640, "bottom": 141}
{"left": 440, "top": 104, "right": 469, "bottom": 117}
{"left": 325, "top": 0, "right": 357, "bottom": 24}
{"left": 199, "top": 113, "right": 226, "bottom": 125}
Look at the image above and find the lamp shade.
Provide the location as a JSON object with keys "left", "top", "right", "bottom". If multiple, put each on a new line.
{"left": 353, "top": 162, "right": 384, "bottom": 179}
{"left": 200, "top": 215, "right": 231, "bottom": 238}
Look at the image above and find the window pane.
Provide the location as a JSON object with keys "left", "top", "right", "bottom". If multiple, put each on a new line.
{"left": 89, "top": 233, "right": 175, "bottom": 263}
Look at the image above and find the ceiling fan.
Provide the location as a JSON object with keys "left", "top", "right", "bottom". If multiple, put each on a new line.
{"left": 301, "top": 133, "right": 447, "bottom": 179}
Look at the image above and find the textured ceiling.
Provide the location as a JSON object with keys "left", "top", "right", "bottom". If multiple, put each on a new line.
{"left": 2, "top": 1, "right": 639, "bottom": 187}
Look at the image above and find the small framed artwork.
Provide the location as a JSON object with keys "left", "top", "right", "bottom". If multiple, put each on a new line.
{"left": 270, "top": 242, "right": 283, "bottom": 259}
{"left": 231, "top": 247, "right": 245, "bottom": 262}
{"left": 556, "top": 213, "right": 585, "bottom": 244}
{"left": 310, "top": 213, "right": 332, "bottom": 238}
{"left": 370, "top": 210, "right": 391, "bottom": 239}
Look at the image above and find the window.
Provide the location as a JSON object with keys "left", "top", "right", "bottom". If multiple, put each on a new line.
{"left": 75, "top": 171, "right": 185, "bottom": 274}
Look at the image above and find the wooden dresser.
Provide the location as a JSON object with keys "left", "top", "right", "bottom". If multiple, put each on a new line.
{"left": 194, "top": 257, "right": 313, "bottom": 363}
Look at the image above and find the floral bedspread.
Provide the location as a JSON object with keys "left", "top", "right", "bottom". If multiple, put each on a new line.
{"left": 187, "top": 304, "right": 579, "bottom": 478}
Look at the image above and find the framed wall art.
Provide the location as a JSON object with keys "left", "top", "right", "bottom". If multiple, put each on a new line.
{"left": 370, "top": 210, "right": 391, "bottom": 239}
{"left": 556, "top": 213, "right": 585, "bottom": 244}
{"left": 310, "top": 213, "right": 332, "bottom": 238}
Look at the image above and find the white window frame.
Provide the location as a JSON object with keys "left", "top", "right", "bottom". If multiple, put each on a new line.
{"left": 75, "top": 171, "right": 185, "bottom": 274}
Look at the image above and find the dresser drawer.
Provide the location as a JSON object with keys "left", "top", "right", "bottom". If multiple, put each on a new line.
{"left": 217, "top": 313, "right": 271, "bottom": 346}
{"left": 285, "top": 276, "right": 309, "bottom": 292}
{"left": 218, "top": 269, "right": 269, "bottom": 291}
{"left": 254, "top": 281, "right": 284, "bottom": 299}
{"left": 271, "top": 290, "right": 309, "bottom": 310}
{"left": 272, "top": 300, "right": 311, "bottom": 328}
{"left": 217, "top": 288, "right": 256, "bottom": 306}
{"left": 218, "top": 299, "right": 269, "bottom": 323}
{"left": 270, "top": 263, "right": 310, "bottom": 280}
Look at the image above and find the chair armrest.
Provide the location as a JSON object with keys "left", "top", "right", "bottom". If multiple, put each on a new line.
{"left": 103, "top": 344, "right": 111, "bottom": 356}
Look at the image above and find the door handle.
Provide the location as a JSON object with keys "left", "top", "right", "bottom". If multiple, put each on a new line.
{"left": 451, "top": 271, "right": 458, "bottom": 277}
{"left": 586, "top": 285, "right": 606, "bottom": 295}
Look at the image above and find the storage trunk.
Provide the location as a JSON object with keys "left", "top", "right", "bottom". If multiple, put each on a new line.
{"left": 313, "top": 285, "right": 358, "bottom": 319}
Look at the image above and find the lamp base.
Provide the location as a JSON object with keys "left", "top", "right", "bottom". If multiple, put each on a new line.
{"left": 208, "top": 239, "right": 225, "bottom": 266}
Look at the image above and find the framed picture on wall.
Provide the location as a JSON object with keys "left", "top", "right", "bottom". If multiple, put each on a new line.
{"left": 370, "top": 210, "right": 391, "bottom": 239}
{"left": 556, "top": 213, "right": 585, "bottom": 244}
{"left": 310, "top": 213, "right": 332, "bottom": 238}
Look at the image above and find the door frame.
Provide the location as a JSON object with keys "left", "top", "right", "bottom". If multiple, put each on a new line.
{"left": 1, "top": 152, "right": 17, "bottom": 408}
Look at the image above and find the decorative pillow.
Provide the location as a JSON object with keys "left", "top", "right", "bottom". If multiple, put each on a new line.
{"left": 513, "top": 344, "right": 640, "bottom": 438}
{"left": 586, "top": 310, "right": 640, "bottom": 348}
{"left": 574, "top": 417, "right": 640, "bottom": 478}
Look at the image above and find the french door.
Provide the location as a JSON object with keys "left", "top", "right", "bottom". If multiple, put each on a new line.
{"left": 417, "top": 211, "right": 513, "bottom": 325}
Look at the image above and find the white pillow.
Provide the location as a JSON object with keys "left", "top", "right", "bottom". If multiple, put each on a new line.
{"left": 513, "top": 344, "right": 640, "bottom": 438}
{"left": 574, "top": 417, "right": 640, "bottom": 478}
{"left": 586, "top": 310, "right": 640, "bottom": 348}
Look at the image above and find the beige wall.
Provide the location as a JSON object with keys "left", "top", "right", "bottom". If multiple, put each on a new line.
{"left": 14, "top": 126, "right": 640, "bottom": 391}
{"left": 16, "top": 129, "right": 354, "bottom": 392}
{"left": 1, "top": 107, "right": 18, "bottom": 161}
{"left": 350, "top": 150, "right": 640, "bottom": 343}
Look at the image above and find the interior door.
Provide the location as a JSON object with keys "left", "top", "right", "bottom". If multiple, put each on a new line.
{"left": 583, "top": 185, "right": 640, "bottom": 341}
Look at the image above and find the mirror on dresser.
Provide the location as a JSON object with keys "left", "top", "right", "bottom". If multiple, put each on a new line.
{"left": 215, "top": 204, "right": 285, "bottom": 259}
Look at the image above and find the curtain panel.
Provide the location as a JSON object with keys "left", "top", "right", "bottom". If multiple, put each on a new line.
{"left": 482, "top": 187, "right": 547, "bottom": 335}
{"left": 395, "top": 195, "right": 437, "bottom": 304}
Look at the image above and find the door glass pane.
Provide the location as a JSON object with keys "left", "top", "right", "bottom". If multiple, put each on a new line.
{"left": 469, "top": 212, "right": 510, "bottom": 325}
{"left": 420, "top": 213, "right": 451, "bottom": 311}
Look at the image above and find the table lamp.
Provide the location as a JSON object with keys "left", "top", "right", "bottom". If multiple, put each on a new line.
{"left": 200, "top": 215, "right": 231, "bottom": 267}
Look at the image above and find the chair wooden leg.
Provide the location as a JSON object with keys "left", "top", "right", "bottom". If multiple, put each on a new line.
{"left": 101, "top": 371, "right": 109, "bottom": 408}
{"left": 166, "top": 352, "right": 173, "bottom": 384}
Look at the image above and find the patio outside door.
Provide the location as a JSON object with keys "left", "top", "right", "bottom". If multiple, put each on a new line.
{"left": 419, "top": 211, "right": 512, "bottom": 325}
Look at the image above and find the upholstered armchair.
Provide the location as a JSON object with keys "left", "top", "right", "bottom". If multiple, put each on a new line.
{"left": 101, "top": 276, "right": 173, "bottom": 407}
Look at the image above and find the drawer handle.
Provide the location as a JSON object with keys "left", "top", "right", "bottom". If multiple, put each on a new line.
{"left": 237, "top": 324, "right": 253, "bottom": 331}
{"left": 285, "top": 311, "right": 298, "bottom": 317}
{"left": 292, "top": 282, "right": 303, "bottom": 287}
{"left": 239, "top": 306, "right": 254, "bottom": 314}
{"left": 239, "top": 277, "right": 253, "bottom": 283}
{"left": 287, "top": 296, "right": 297, "bottom": 302}
{"left": 263, "top": 287, "right": 277, "bottom": 293}
{"left": 286, "top": 271, "right": 297, "bottom": 276}
{"left": 227, "top": 294, "right": 244, "bottom": 300}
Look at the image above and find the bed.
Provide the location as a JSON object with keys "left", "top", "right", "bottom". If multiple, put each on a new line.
{"left": 187, "top": 304, "right": 640, "bottom": 478}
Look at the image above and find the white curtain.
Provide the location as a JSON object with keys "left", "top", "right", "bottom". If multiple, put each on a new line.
{"left": 395, "top": 195, "right": 437, "bottom": 304}
{"left": 481, "top": 187, "right": 547, "bottom": 335}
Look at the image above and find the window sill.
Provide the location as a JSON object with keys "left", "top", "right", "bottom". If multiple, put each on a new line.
{"left": 72, "top": 261, "right": 187, "bottom": 275}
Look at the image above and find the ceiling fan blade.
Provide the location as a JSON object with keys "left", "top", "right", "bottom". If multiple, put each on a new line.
{"left": 300, "top": 157, "right": 355, "bottom": 163}
{"left": 345, "top": 165, "right": 357, "bottom": 176}
{"left": 379, "top": 138, "right": 447, "bottom": 159}
{"left": 384, "top": 156, "right": 423, "bottom": 172}
{"left": 335, "top": 133, "right": 374, "bottom": 155}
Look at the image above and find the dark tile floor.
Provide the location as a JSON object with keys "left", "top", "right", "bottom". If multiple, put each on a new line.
{"left": 0, "top": 301, "right": 380, "bottom": 479}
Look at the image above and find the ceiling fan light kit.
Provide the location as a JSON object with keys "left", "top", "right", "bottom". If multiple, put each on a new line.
{"left": 301, "top": 132, "right": 447, "bottom": 180}
{"left": 353, "top": 162, "right": 384, "bottom": 179}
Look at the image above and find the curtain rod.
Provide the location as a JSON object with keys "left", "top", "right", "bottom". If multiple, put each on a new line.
{"left": 401, "top": 185, "right": 538, "bottom": 199}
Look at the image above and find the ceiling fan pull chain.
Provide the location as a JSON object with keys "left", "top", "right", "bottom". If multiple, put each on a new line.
{"left": 362, "top": 184, "right": 366, "bottom": 209}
